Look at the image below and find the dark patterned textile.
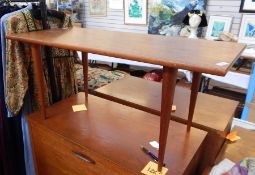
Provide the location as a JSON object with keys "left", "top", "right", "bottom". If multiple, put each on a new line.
{"left": 5, "top": 9, "right": 78, "bottom": 116}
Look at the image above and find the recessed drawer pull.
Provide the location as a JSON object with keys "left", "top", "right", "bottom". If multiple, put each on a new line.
{"left": 72, "top": 151, "right": 96, "bottom": 164}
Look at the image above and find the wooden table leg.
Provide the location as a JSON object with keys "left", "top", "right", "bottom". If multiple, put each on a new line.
{"left": 158, "top": 67, "right": 177, "bottom": 172}
{"left": 31, "top": 44, "right": 46, "bottom": 119}
{"left": 82, "top": 52, "right": 88, "bottom": 100}
{"left": 187, "top": 72, "right": 202, "bottom": 131}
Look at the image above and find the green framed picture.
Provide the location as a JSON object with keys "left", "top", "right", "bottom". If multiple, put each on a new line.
{"left": 124, "top": 0, "right": 147, "bottom": 25}
{"left": 206, "top": 16, "right": 233, "bottom": 40}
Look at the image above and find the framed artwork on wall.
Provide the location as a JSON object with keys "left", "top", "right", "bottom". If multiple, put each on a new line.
{"left": 148, "top": 0, "right": 207, "bottom": 36}
{"left": 56, "top": 0, "right": 82, "bottom": 23}
{"left": 240, "top": 0, "right": 255, "bottom": 13}
{"left": 109, "top": 0, "right": 123, "bottom": 9}
{"left": 124, "top": 0, "right": 147, "bottom": 25}
{"left": 206, "top": 16, "right": 233, "bottom": 40}
{"left": 238, "top": 14, "right": 255, "bottom": 44}
{"left": 89, "top": 0, "right": 107, "bottom": 16}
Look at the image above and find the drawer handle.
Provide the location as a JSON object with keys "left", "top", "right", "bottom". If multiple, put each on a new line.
{"left": 72, "top": 151, "right": 96, "bottom": 164}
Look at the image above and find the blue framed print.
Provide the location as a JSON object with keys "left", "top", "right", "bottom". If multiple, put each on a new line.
{"left": 206, "top": 16, "right": 233, "bottom": 40}
{"left": 238, "top": 15, "right": 255, "bottom": 44}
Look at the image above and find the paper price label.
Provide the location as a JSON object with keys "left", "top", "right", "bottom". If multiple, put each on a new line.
{"left": 216, "top": 62, "right": 229, "bottom": 67}
{"left": 72, "top": 104, "right": 87, "bottom": 112}
{"left": 141, "top": 161, "right": 168, "bottom": 175}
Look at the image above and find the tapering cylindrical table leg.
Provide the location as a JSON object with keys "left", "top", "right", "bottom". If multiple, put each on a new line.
{"left": 31, "top": 44, "right": 46, "bottom": 119}
{"left": 187, "top": 72, "right": 201, "bottom": 131}
{"left": 82, "top": 52, "right": 89, "bottom": 100}
{"left": 158, "top": 67, "right": 177, "bottom": 172}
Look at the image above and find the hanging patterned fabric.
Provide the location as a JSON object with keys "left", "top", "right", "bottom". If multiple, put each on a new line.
{"left": 0, "top": 6, "right": 29, "bottom": 175}
{"left": 5, "top": 9, "right": 78, "bottom": 116}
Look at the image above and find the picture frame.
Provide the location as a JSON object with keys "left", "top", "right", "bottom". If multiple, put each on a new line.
{"left": 205, "top": 16, "right": 233, "bottom": 40}
{"left": 240, "top": 0, "right": 255, "bottom": 13}
{"left": 238, "top": 14, "right": 255, "bottom": 44}
{"left": 109, "top": 0, "right": 123, "bottom": 9}
{"left": 124, "top": 0, "right": 147, "bottom": 25}
{"left": 89, "top": 0, "right": 107, "bottom": 17}
{"left": 57, "top": 0, "right": 82, "bottom": 23}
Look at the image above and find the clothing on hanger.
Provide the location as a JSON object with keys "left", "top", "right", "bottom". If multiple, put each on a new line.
{"left": 31, "top": 2, "right": 67, "bottom": 103}
{"left": 1, "top": 6, "right": 78, "bottom": 175}
{"left": 31, "top": 3, "right": 65, "bottom": 22}
{"left": 0, "top": 4, "right": 21, "bottom": 18}
{"left": 0, "top": 100, "right": 6, "bottom": 175}
{"left": 0, "top": 3, "right": 78, "bottom": 175}
{"left": 0, "top": 4, "right": 30, "bottom": 175}
{"left": 5, "top": 9, "right": 78, "bottom": 116}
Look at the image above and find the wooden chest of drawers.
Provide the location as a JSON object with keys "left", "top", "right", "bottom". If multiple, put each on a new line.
{"left": 30, "top": 122, "right": 132, "bottom": 175}
{"left": 28, "top": 93, "right": 208, "bottom": 175}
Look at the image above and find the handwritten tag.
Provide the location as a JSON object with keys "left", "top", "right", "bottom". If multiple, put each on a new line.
{"left": 216, "top": 62, "right": 229, "bottom": 67}
{"left": 172, "top": 105, "right": 176, "bottom": 112}
{"left": 141, "top": 161, "right": 168, "bottom": 175}
{"left": 72, "top": 104, "right": 87, "bottom": 112}
{"left": 226, "top": 131, "right": 241, "bottom": 142}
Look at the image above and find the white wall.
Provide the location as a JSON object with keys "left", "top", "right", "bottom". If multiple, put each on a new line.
{"left": 82, "top": 0, "right": 243, "bottom": 36}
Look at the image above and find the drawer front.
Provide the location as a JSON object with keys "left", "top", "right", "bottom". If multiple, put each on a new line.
{"left": 29, "top": 122, "right": 133, "bottom": 175}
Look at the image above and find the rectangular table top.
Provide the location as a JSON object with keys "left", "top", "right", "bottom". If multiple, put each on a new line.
{"left": 7, "top": 27, "right": 245, "bottom": 76}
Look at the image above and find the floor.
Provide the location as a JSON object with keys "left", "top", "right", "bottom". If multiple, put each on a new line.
{"left": 247, "top": 108, "right": 255, "bottom": 123}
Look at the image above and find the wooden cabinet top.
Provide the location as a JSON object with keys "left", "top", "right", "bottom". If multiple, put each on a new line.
{"left": 28, "top": 93, "right": 207, "bottom": 175}
{"left": 7, "top": 27, "right": 245, "bottom": 75}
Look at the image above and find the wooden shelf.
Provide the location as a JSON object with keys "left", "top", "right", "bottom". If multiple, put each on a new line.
{"left": 7, "top": 27, "right": 245, "bottom": 75}
{"left": 94, "top": 76, "right": 238, "bottom": 134}
{"left": 28, "top": 93, "right": 207, "bottom": 175}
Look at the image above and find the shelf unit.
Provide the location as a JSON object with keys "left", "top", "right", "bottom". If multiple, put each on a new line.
{"left": 6, "top": 27, "right": 245, "bottom": 172}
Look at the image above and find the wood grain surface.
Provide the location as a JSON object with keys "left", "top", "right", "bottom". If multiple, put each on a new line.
{"left": 94, "top": 76, "right": 238, "bottom": 133}
{"left": 215, "top": 126, "right": 255, "bottom": 164}
{"left": 7, "top": 28, "right": 245, "bottom": 75}
{"left": 187, "top": 72, "right": 202, "bottom": 132}
{"left": 27, "top": 93, "right": 208, "bottom": 175}
{"left": 31, "top": 45, "right": 46, "bottom": 119}
{"left": 158, "top": 67, "right": 177, "bottom": 171}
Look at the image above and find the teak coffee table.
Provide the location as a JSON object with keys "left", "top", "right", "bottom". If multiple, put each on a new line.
{"left": 7, "top": 27, "right": 245, "bottom": 171}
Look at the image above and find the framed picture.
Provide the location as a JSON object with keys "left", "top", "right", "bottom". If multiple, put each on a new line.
{"left": 109, "top": 0, "right": 123, "bottom": 9}
{"left": 240, "top": 0, "right": 255, "bottom": 13}
{"left": 205, "top": 16, "right": 233, "bottom": 40}
{"left": 89, "top": 0, "right": 107, "bottom": 16}
{"left": 124, "top": 0, "right": 147, "bottom": 25}
{"left": 56, "top": 0, "right": 82, "bottom": 23}
{"left": 148, "top": 0, "right": 206, "bottom": 35}
{"left": 238, "top": 15, "right": 255, "bottom": 44}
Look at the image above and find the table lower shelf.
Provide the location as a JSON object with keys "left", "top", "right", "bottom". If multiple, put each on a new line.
{"left": 28, "top": 93, "right": 207, "bottom": 175}
{"left": 93, "top": 76, "right": 238, "bottom": 134}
